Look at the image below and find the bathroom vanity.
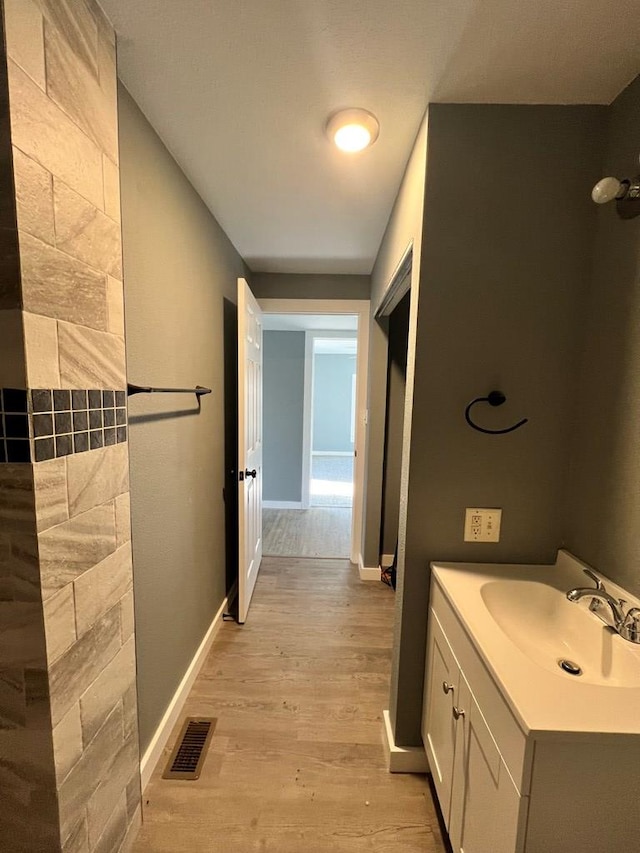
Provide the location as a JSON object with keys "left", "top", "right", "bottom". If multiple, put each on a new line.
{"left": 422, "top": 551, "right": 640, "bottom": 853}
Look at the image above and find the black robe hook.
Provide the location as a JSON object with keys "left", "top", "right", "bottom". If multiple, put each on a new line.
{"left": 465, "top": 391, "right": 528, "bottom": 435}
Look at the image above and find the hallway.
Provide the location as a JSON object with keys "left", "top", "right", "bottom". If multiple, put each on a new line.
{"left": 132, "top": 557, "right": 446, "bottom": 852}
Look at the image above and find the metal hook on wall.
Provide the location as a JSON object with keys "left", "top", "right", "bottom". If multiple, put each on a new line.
{"left": 464, "top": 390, "right": 528, "bottom": 435}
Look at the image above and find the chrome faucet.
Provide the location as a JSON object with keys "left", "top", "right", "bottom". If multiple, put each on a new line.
{"left": 566, "top": 568, "right": 640, "bottom": 643}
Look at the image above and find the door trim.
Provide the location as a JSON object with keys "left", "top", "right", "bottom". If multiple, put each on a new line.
{"left": 375, "top": 241, "right": 413, "bottom": 319}
{"left": 259, "top": 299, "right": 370, "bottom": 564}
{"left": 301, "top": 330, "right": 313, "bottom": 508}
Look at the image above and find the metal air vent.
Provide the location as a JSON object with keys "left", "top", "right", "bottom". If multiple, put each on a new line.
{"left": 163, "top": 717, "right": 216, "bottom": 780}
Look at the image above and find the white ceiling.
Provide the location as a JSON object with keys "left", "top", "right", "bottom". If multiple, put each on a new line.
{"left": 101, "top": 0, "right": 640, "bottom": 275}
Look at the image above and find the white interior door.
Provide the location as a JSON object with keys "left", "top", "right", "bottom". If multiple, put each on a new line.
{"left": 237, "top": 277, "right": 263, "bottom": 623}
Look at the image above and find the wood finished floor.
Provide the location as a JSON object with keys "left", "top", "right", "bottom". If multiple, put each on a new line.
{"left": 132, "top": 557, "right": 446, "bottom": 852}
{"left": 263, "top": 508, "right": 352, "bottom": 558}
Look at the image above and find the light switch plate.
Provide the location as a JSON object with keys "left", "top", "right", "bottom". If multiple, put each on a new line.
{"left": 464, "top": 508, "right": 502, "bottom": 542}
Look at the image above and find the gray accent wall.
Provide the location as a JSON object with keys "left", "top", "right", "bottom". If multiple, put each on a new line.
{"left": 263, "top": 331, "right": 305, "bottom": 502}
{"left": 389, "top": 104, "right": 605, "bottom": 746}
{"left": 118, "top": 85, "right": 247, "bottom": 753}
{"left": 363, "top": 115, "right": 428, "bottom": 577}
{"left": 252, "top": 272, "right": 370, "bottom": 300}
{"left": 313, "top": 353, "right": 357, "bottom": 453}
{"left": 564, "top": 77, "right": 640, "bottom": 597}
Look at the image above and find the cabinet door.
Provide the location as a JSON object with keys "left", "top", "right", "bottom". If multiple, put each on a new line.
{"left": 449, "top": 672, "right": 523, "bottom": 853}
{"left": 422, "top": 610, "right": 459, "bottom": 826}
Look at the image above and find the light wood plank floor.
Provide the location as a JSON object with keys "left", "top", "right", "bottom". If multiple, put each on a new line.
{"left": 132, "top": 557, "right": 447, "bottom": 852}
{"left": 263, "top": 508, "right": 352, "bottom": 558}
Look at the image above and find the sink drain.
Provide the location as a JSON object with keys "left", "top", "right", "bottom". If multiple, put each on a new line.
{"left": 558, "top": 659, "right": 582, "bottom": 676}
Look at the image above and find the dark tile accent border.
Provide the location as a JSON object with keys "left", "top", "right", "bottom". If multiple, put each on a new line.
{"left": 0, "top": 389, "right": 128, "bottom": 463}
{"left": 0, "top": 389, "right": 29, "bottom": 463}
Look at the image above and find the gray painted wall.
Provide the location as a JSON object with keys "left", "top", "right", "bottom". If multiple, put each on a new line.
{"left": 564, "top": 77, "right": 640, "bottom": 597}
{"left": 263, "top": 331, "right": 305, "bottom": 502}
{"left": 363, "top": 115, "right": 428, "bottom": 573}
{"left": 313, "top": 353, "right": 356, "bottom": 452}
{"left": 381, "top": 293, "right": 410, "bottom": 556}
{"left": 392, "top": 104, "right": 605, "bottom": 745}
{"left": 118, "top": 85, "right": 247, "bottom": 753}
{"left": 252, "top": 272, "right": 369, "bottom": 300}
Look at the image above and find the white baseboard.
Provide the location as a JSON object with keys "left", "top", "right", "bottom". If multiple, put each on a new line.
{"left": 382, "top": 709, "right": 429, "bottom": 773}
{"left": 358, "top": 553, "right": 381, "bottom": 582}
{"left": 140, "top": 593, "right": 229, "bottom": 791}
{"left": 381, "top": 553, "right": 395, "bottom": 568}
{"left": 263, "top": 500, "right": 303, "bottom": 509}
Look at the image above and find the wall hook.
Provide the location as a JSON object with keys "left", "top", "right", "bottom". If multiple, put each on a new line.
{"left": 465, "top": 390, "right": 528, "bottom": 435}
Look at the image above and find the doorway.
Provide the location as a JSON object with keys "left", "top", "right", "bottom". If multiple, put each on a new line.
{"left": 258, "top": 299, "right": 369, "bottom": 563}
{"left": 262, "top": 319, "right": 356, "bottom": 558}
{"left": 379, "top": 291, "right": 411, "bottom": 573}
{"left": 370, "top": 244, "right": 413, "bottom": 585}
{"left": 308, "top": 332, "right": 357, "bottom": 512}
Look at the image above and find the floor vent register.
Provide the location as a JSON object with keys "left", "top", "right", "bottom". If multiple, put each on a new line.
{"left": 163, "top": 717, "right": 216, "bottom": 780}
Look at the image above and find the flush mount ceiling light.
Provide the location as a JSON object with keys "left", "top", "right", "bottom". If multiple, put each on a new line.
{"left": 326, "top": 108, "right": 379, "bottom": 153}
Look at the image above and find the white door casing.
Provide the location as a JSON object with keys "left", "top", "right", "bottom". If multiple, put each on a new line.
{"left": 258, "top": 299, "right": 370, "bottom": 564}
{"left": 237, "top": 277, "right": 263, "bottom": 623}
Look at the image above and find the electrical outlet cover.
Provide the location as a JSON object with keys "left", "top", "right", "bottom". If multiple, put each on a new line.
{"left": 464, "top": 508, "right": 502, "bottom": 542}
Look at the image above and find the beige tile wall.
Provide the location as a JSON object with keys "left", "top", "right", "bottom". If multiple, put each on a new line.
{"left": 0, "top": 0, "right": 141, "bottom": 850}
{"left": 0, "top": 16, "right": 21, "bottom": 316}
{"left": 0, "top": 464, "right": 61, "bottom": 851}
{"left": 5, "top": 0, "right": 126, "bottom": 391}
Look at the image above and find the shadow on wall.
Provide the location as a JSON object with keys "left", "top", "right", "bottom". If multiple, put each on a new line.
{"left": 223, "top": 297, "right": 239, "bottom": 606}
{"left": 128, "top": 406, "right": 202, "bottom": 424}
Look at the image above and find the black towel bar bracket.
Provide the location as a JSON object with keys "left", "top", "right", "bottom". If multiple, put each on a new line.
{"left": 465, "top": 390, "right": 528, "bottom": 435}
{"left": 127, "top": 383, "right": 212, "bottom": 400}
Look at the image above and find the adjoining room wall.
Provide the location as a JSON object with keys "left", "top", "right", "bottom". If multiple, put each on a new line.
{"left": 312, "top": 353, "right": 357, "bottom": 453}
{"left": 118, "top": 85, "right": 248, "bottom": 754}
{"left": 263, "top": 331, "right": 305, "bottom": 503}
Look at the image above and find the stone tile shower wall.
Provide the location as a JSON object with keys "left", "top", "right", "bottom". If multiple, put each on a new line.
{"left": 0, "top": 1, "right": 141, "bottom": 851}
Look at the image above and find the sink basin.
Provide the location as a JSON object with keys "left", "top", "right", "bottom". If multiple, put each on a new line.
{"left": 480, "top": 578, "right": 640, "bottom": 687}
{"left": 431, "top": 551, "right": 640, "bottom": 735}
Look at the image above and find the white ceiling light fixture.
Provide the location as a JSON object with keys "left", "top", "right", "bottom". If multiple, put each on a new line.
{"left": 326, "top": 108, "right": 380, "bottom": 153}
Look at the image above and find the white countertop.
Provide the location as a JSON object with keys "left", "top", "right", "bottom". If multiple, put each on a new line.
{"left": 431, "top": 550, "right": 640, "bottom": 738}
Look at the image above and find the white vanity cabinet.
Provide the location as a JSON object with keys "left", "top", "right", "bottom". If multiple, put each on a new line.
{"left": 423, "top": 608, "right": 524, "bottom": 853}
{"left": 422, "top": 609, "right": 458, "bottom": 818}
{"left": 423, "top": 569, "right": 640, "bottom": 853}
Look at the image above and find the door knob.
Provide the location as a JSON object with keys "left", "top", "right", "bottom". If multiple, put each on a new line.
{"left": 245, "top": 469, "right": 257, "bottom": 479}
{"left": 452, "top": 706, "right": 465, "bottom": 720}
{"left": 442, "top": 681, "right": 454, "bottom": 695}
